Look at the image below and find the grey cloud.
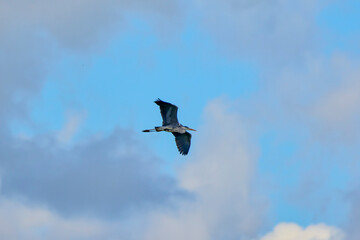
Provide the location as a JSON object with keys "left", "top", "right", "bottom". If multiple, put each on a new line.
{"left": 0, "top": 0, "right": 186, "bottom": 221}
{"left": 345, "top": 187, "right": 360, "bottom": 240}
{"left": 0, "top": 31, "right": 56, "bottom": 126}
{"left": 194, "top": 0, "right": 360, "bottom": 145}
{"left": 0, "top": 129, "right": 187, "bottom": 218}
{"left": 0, "top": 0, "right": 183, "bottom": 50}
{"left": 0, "top": 0, "right": 184, "bottom": 129}
{"left": 258, "top": 54, "right": 360, "bottom": 146}
{"left": 196, "top": 0, "right": 323, "bottom": 64}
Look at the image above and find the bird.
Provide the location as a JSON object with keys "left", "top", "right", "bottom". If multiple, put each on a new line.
{"left": 142, "top": 99, "right": 196, "bottom": 155}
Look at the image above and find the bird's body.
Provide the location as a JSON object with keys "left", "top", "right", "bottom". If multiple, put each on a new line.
{"left": 143, "top": 99, "right": 196, "bottom": 155}
{"left": 154, "top": 125, "right": 187, "bottom": 134}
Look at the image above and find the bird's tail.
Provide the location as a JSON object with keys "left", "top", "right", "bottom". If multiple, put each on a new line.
{"left": 142, "top": 129, "right": 156, "bottom": 132}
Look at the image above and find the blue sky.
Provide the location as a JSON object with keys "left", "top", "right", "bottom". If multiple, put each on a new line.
{"left": 1, "top": 0, "right": 360, "bottom": 239}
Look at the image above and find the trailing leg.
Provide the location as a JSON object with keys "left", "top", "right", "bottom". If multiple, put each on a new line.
{"left": 142, "top": 129, "right": 156, "bottom": 132}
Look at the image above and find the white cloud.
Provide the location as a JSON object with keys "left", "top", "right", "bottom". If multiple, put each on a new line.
{"left": 260, "top": 53, "right": 360, "bottom": 144}
{"left": 195, "top": 0, "right": 323, "bottom": 64}
{"left": 311, "top": 56, "right": 360, "bottom": 128}
{"left": 0, "top": 98, "right": 266, "bottom": 239}
{"left": 261, "top": 222, "right": 345, "bottom": 240}
{"left": 0, "top": 198, "right": 141, "bottom": 240}
{"left": 0, "top": 128, "right": 185, "bottom": 218}
{"left": 144, "top": 98, "right": 265, "bottom": 240}
{"left": 1, "top": 0, "right": 360, "bottom": 239}
{"left": 57, "top": 111, "right": 86, "bottom": 144}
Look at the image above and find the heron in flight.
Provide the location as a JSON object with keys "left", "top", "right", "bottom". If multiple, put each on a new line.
{"left": 142, "top": 99, "right": 196, "bottom": 155}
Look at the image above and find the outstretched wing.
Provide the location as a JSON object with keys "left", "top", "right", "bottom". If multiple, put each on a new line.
{"left": 155, "top": 99, "right": 179, "bottom": 126}
{"left": 172, "top": 132, "right": 192, "bottom": 155}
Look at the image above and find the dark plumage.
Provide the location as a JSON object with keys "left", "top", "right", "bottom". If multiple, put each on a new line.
{"left": 143, "top": 99, "right": 196, "bottom": 155}
{"left": 172, "top": 132, "right": 192, "bottom": 155}
{"left": 154, "top": 99, "right": 179, "bottom": 125}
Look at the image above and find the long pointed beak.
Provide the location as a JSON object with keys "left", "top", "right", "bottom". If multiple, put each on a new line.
{"left": 187, "top": 128, "right": 196, "bottom": 131}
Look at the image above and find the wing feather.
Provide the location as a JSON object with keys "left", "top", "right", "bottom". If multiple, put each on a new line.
{"left": 172, "top": 132, "right": 192, "bottom": 155}
{"left": 155, "top": 99, "right": 179, "bottom": 125}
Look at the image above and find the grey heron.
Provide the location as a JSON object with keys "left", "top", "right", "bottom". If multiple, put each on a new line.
{"left": 142, "top": 99, "right": 196, "bottom": 155}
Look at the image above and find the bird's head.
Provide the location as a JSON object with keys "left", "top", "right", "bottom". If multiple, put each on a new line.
{"left": 184, "top": 126, "right": 196, "bottom": 131}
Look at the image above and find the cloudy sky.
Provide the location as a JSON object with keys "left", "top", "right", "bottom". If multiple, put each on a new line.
{"left": 1, "top": 0, "right": 360, "bottom": 239}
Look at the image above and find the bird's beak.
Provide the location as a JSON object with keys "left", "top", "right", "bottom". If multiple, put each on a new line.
{"left": 187, "top": 128, "right": 196, "bottom": 131}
